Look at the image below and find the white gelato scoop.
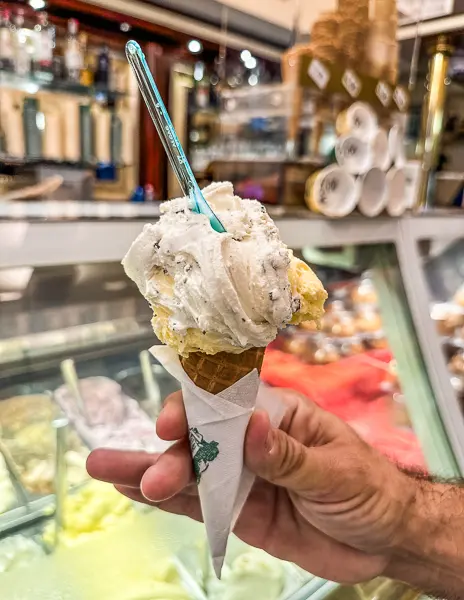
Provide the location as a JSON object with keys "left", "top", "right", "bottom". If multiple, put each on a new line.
{"left": 123, "top": 182, "right": 326, "bottom": 356}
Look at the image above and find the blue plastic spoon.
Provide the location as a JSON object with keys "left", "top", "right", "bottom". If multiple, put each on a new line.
{"left": 126, "top": 40, "right": 225, "bottom": 233}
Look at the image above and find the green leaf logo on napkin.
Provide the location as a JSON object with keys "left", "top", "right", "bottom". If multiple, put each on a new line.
{"left": 189, "top": 427, "right": 219, "bottom": 483}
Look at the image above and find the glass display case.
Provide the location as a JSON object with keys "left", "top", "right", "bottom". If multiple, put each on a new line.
{"left": 0, "top": 208, "right": 461, "bottom": 598}
{"left": 425, "top": 238, "right": 464, "bottom": 406}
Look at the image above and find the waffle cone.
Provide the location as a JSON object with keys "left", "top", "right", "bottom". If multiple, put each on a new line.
{"left": 180, "top": 347, "right": 265, "bottom": 394}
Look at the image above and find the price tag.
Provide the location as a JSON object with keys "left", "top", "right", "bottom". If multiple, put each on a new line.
{"left": 308, "top": 59, "right": 330, "bottom": 90}
{"left": 342, "top": 69, "right": 361, "bottom": 98}
{"left": 393, "top": 87, "right": 408, "bottom": 112}
{"left": 376, "top": 81, "right": 392, "bottom": 107}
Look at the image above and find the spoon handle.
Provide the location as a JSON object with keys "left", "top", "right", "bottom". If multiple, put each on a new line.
{"left": 126, "top": 42, "right": 200, "bottom": 199}
{"left": 126, "top": 41, "right": 225, "bottom": 233}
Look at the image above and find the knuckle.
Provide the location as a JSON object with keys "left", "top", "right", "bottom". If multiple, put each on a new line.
{"left": 269, "top": 432, "right": 307, "bottom": 483}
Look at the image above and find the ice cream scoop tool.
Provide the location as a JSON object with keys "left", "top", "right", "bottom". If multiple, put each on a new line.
{"left": 139, "top": 350, "right": 162, "bottom": 415}
{"left": 60, "top": 359, "right": 91, "bottom": 424}
{"left": 126, "top": 40, "right": 225, "bottom": 233}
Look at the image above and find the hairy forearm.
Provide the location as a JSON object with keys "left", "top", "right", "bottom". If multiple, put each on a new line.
{"left": 385, "top": 478, "right": 464, "bottom": 599}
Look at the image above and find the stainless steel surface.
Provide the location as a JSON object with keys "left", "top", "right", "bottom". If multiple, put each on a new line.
{"left": 0, "top": 200, "right": 161, "bottom": 220}
{"left": 0, "top": 261, "right": 153, "bottom": 379}
{"left": 2, "top": 212, "right": 464, "bottom": 269}
{"left": 60, "top": 360, "right": 89, "bottom": 424}
{"left": 0, "top": 496, "right": 54, "bottom": 537}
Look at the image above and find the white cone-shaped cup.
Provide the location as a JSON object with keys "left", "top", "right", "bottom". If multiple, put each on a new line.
{"left": 150, "top": 345, "right": 285, "bottom": 578}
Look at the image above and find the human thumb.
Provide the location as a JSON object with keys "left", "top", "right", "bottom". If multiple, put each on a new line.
{"left": 245, "top": 410, "right": 331, "bottom": 494}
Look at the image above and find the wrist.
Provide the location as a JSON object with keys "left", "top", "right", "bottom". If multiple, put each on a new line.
{"left": 384, "top": 476, "right": 464, "bottom": 593}
{"left": 382, "top": 475, "right": 427, "bottom": 580}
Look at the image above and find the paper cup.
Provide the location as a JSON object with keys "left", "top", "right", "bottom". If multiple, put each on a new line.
{"left": 371, "top": 128, "right": 391, "bottom": 171}
{"left": 388, "top": 124, "right": 406, "bottom": 168}
{"left": 335, "top": 135, "right": 372, "bottom": 175}
{"left": 305, "top": 165, "right": 359, "bottom": 218}
{"left": 149, "top": 345, "right": 286, "bottom": 578}
{"left": 336, "top": 102, "right": 378, "bottom": 140}
{"left": 386, "top": 167, "right": 407, "bottom": 216}
{"left": 358, "top": 168, "right": 387, "bottom": 217}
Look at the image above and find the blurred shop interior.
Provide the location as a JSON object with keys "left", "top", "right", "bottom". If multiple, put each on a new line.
{"left": 1, "top": 1, "right": 464, "bottom": 600}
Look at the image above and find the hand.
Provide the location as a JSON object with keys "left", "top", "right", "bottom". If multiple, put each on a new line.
{"left": 87, "top": 389, "right": 415, "bottom": 585}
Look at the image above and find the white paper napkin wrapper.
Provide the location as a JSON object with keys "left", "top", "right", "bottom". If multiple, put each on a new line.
{"left": 150, "top": 345, "right": 286, "bottom": 578}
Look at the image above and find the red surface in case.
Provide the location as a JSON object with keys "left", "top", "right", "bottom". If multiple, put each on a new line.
{"left": 262, "top": 348, "right": 427, "bottom": 470}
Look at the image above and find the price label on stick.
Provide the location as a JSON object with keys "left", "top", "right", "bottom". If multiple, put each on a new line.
{"left": 342, "top": 69, "right": 362, "bottom": 98}
{"left": 308, "top": 59, "right": 330, "bottom": 90}
{"left": 393, "top": 86, "right": 408, "bottom": 112}
{"left": 376, "top": 81, "right": 392, "bottom": 107}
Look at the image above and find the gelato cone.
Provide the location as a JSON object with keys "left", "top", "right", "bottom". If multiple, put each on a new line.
{"left": 180, "top": 348, "right": 264, "bottom": 394}
{"left": 123, "top": 181, "right": 327, "bottom": 577}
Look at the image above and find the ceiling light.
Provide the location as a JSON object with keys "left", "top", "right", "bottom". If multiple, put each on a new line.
{"left": 240, "top": 50, "right": 251, "bottom": 62}
{"left": 188, "top": 39, "right": 203, "bottom": 54}
{"left": 245, "top": 57, "right": 257, "bottom": 69}
{"left": 120, "top": 22, "right": 131, "bottom": 32}
{"left": 29, "top": 0, "right": 46, "bottom": 10}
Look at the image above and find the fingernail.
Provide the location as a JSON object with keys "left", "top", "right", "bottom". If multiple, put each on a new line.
{"left": 140, "top": 471, "right": 156, "bottom": 502}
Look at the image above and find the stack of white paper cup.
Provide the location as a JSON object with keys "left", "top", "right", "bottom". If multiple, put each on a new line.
{"left": 358, "top": 167, "right": 388, "bottom": 217}
{"left": 309, "top": 101, "right": 408, "bottom": 219}
{"left": 336, "top": 102, "right": 378, "bottom": 141}
{"left": 388, "top": 124, "right": 407, "bottom": 168}
{"left": 305, "top": 165, "right": 359, "bottom": 218}
{"left": 386, "top": 167, "right": 407, "bottom": 216}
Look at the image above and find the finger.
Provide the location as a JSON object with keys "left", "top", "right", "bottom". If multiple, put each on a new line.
{"left": 115, "top": 484, "right": 203, "bottom": 522}
{"left": 140, "top": 439, "right": 194, "bottom": 502}
{"left": 156, "top": 391, "right": 188, "bottom": 441}
{"left": 245, "top": 410, "right": 335, "bottom": 494}
{"left": 87, "top": 449, "right": 160, "bottom": 487}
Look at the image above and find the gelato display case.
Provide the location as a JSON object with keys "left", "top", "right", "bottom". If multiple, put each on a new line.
{"left": 0, "top": 207, "right": 463, "bottom": 599}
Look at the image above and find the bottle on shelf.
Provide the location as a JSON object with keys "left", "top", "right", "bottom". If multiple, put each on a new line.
{"left": 79, "top": 32, "right": 93, "bottom": 87}
{"left": 0, "top": 8, "right": 14, "bottom": 73}
{"left": 110, "top": 108, "right": 122, "bottom": 164}
{"left": 23, "top": 97, "right": 42, "bottom": 159}
{"left": 79, "top": 103, "right": 94, "bottom": 163}
{"left": 33, "top": 12, "right": 55, "bottom": 79}
{"left": 94, "top": 44, "right": 110, "bottom": 88}
{"left": 64, "top": 18, "right": 82, "bottom": 83}
{"left": 52, "top": 45, "right": 65, "bottom": 81}
{"left": 13, "top": 8, "right": 31, "bottom": 77}
{"left": 144, "top": 184, "right": 155, "bottom": 202}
